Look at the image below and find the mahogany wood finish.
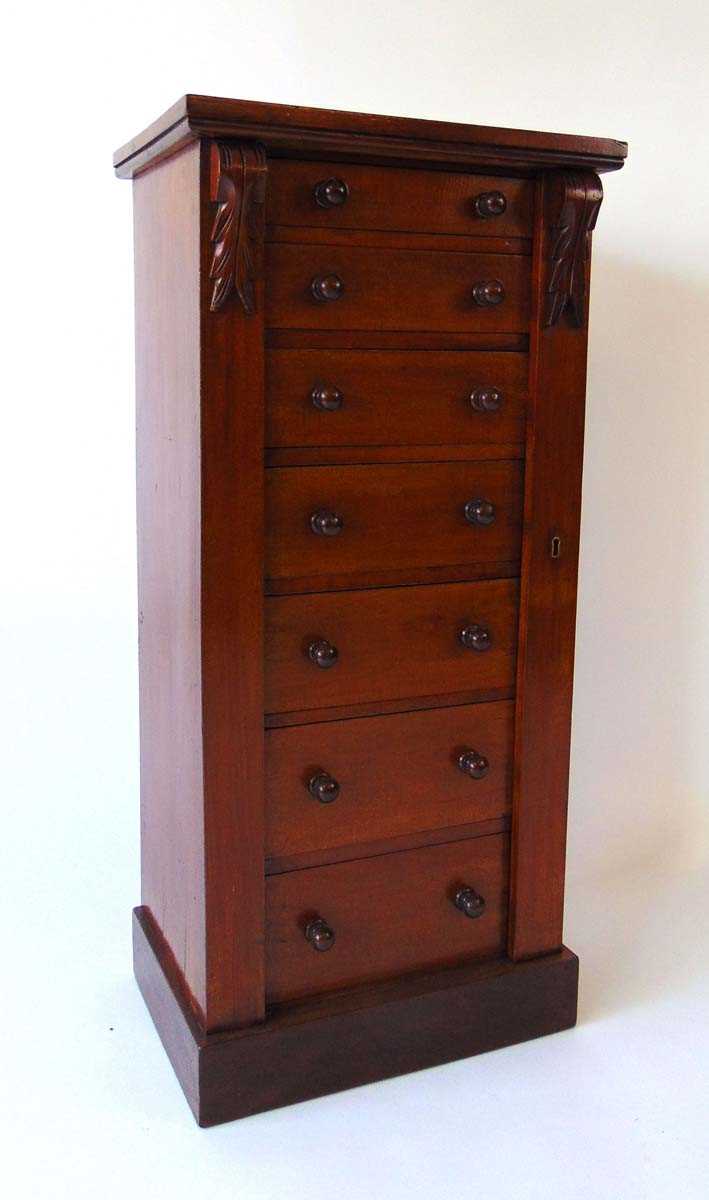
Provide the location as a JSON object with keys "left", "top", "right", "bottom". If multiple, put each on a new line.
{"left": 267, "top": 816, "right": 511, "bottom": 876}
{"left": 264, "top": 579, "right": 519, "bottom": 715}
{"left": 264, "top": 686, "right": 517, "bottom": 730}
{"left": 114, "top": 94, "right": 627, "bottom": 178}
{"left": 200, "top": 140, "right": 268, "bottom": 1029}
{"left": 266, "top": 833, "right": 509, "bottom": 1003}
{"left": 265, "top": 460, "right": 523, "bottom": 588}
{"left": 265, "top": 348, "right": 528, "bottom": 449}
{"left": 133, "top": 144, "right": 206, "bottom": 1023}
{"left": 268, "top": 226, "right": 531, "bottom": 255}
{"left": 266, "top": 159, "right": 533, "bottom": 238}
{"left": 266, "top": 242, "right": 530, "bottom": 332}
{"left": 265, "top": 700, "right": 514, "bottom": 860}
{"left": 267, "top": 328, "right": 528, "bottom": 351}
{"left": 117, "top": 94, "right": 625, "bottom": 1124}
{"left": 209, "top": 141, "right": 267, "bottom": 313}
{"left": 133, "top": 906, "right": 579, "bottom": 1126}
{"left": 544, "top": 172, "right": 603, "bottom": 328}
{"left": 508, "top": 170, "right": 603, "bottom": 960}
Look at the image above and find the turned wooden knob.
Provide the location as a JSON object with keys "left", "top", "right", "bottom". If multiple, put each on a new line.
{"left": 459, "top": 624, "right": 492, "bottom": 652}
{"left": 311, "top": 274, "right": 345, "bottom": 302}
{"left": 472, "top": 279, "right": 505, "bottom": 307}
{"left": 454, "top": 886, "right": 486, "bottom": 918}
{"left": 470, "top": 386, "right": 503, "bottom": 413}
{"left": 474, "top": 190, "right": 507, "bottom": 218}
{"left": 311, "top": 383, "right": 344, "bottom": 411}
{"left": 310, "top": 509, "right": 344, "bottom": 537}
{"left": 307, "top": 639, "right": 339, "bottom": 669}
{"left": 308, "top": 771, "right": 341, "bottom": 803}
{"left": 464, "top": 498, "right": 496, "bottom": 527}
{"left": 314, "top": 178, "right": 350, "bottom": 208}
{"left": 305, "top": 916, "right": 336, "bottom": 951}
{"left": 457, "top": 749, "right": 490, "bottom": 779}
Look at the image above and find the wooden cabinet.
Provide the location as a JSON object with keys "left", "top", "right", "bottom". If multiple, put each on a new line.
{"left": 115, "top": 93, "right": 627, "bottom": 1126}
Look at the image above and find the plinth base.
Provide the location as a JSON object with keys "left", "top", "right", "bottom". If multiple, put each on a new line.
{"left": 133, "top": 906, "right": 579, "bottom": 1126}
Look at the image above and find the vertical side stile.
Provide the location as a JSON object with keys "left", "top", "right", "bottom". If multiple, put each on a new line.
{"left": 200, "top": 139, "right": 268, "bottom": 1029}
{"left": 509, "top": 170, "right": 602, "bottom": 960}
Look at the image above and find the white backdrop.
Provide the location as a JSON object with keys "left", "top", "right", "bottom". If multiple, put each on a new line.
{"left": 3, "top": 3, "right": 708, "bottom": 1197}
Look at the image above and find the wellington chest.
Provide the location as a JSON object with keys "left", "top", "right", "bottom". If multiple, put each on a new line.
{"left": 114, "top": 95, "right": 627, "bottom": 1125}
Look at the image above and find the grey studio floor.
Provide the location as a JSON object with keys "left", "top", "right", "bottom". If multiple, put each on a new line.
{"left": 4, "top": 848, "right": 707, "bottom": 1199}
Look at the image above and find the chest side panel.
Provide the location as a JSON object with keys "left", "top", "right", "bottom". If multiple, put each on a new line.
{"left": 134, "top": 142, "right": 206, "bottom": 1021}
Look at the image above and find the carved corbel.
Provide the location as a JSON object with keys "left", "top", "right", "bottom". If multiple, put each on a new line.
{"left": 209, "top": 140, "right": 267, "bottom": 314}
{"left": 544, "top": 171, "right": 603, "bottom": 328}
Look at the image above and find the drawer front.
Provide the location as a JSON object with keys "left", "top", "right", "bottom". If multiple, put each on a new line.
{"left": 266, "top": 833, "right": 508, "bottom": 1002}
{"left": 266, "top": 701, "right": 514, "bottom": 860}
{"left": 266, "top": 461, "right": 523, "bottom": 587}
{"left": 265, "top": 349, "right": 528, "bottom": 450}
{"left": 267, "top": 160, "right": 533, "bottom": 240}
{"left": 264, "top": 579, "right": 518, "bottom": 715}
{"left": 266, "top": 244, "right": 530, "bottom": 333}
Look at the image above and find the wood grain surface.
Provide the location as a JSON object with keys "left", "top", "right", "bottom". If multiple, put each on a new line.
{"left": 134, "top": 142, "right": 206, "bottom": 1024}
{"left": 264, "top": 578, "right": 519, "bottom": 715}
{"left": 265, "top": 460, "right": 523, "bottom": 588}
{"left": 266, "top": 833, "right": 509, "bottom": 1002}
{"left": 266, "top": 242, "right": 530, "bottom": 332}
{"left": 266, "top": 159, "right": 533, "bottom": 238}
{"left": 265, "top": 347, "right": 527, "bottom": 449}
{"left": 265, "top": 700, "right": 514, "bottom": 859}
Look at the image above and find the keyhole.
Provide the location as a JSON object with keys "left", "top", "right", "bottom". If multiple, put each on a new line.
{"left": 550, "top": 536, "right": 562, "bottom": 559}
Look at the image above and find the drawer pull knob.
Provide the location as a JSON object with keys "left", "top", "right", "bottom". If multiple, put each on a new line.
{"left": 474, "top": 190, "right": 507, "bottom": 219}
{"left": 311, "top": 273, "right": 345, "bottom": 303}
{"left": 310, "top": 509, "right": 344, "bottom": 537}
{"left": 305, "top": 916, "right": 336, "bottom": 951}
{"left": 308, "top": 771, "right": 341, "bottom": 804}
{"left": 311, "top": 383, "right": 344, "bottom": 412}
{"left": 464, "top": 497, "right": 496, "bottom": 527}
{"left": 454, "top": 886, "right": 486, "bottom": 919}
{"left": 470, "top": 386, "right": 503, "bottom": 413}
{"left": 314, "top": 177, "right": 350, "bottom": 208}
{"left": 459, "top": 624, "right": 492, "bottom": 652}
{"left": 308, "top": 638, "right": 339, "bottom": 669}
{"left": 457, "top": 749, "right": 490, "bottom": 779}
{"left": 472, "top": 279, "right": 505, "bottom": 307}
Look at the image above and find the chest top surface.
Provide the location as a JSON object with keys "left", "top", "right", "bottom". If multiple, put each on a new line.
{"left": 113, "top": 93, "right": 627, "bottom": 179}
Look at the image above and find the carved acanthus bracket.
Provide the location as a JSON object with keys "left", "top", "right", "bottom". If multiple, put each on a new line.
{"left": 544, "top": 171, "right": 603, "bottom": 328}
{"left": 209, "top": 140, "right": 267, "bottom": 314}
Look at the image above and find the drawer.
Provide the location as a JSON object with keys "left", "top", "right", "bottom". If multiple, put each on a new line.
{"left": 266, "top": 244, "right": 530, "bottom": 333}
{"left": 266, "top": 833, "right": 508, "bottom": 1002}
{"left": 266, "top": 461, "right": 523, "bottom": 589}
{"left": 265, "top": 701, "right": 514, "bottom": 861}
{"left": 267, "top": 159, "right": 533, "bottom": 240}
{"left": 265, "top": 349, "right": 528, "bottom": 450}
{"left": 264, "top": 578, "right": 518, "bottom": 716}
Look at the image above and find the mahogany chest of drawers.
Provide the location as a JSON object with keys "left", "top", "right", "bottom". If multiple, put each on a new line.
{"left": 114, "top": 95, "right": 626, "bottom": 1125}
